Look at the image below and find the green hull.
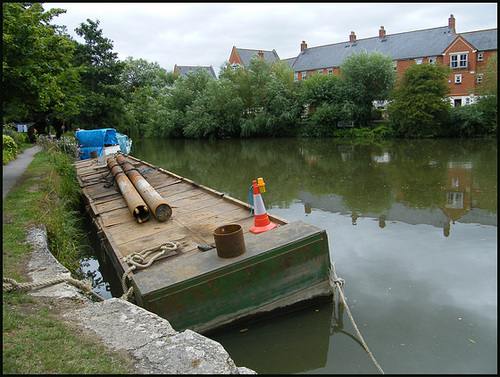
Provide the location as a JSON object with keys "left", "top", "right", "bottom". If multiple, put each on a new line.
{"left": 133, "top": 220, "right": 333, "bottom": 333}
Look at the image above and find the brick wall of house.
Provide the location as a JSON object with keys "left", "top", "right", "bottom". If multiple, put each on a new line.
{"left": 229, "top": 47, "right": 243, "bottom": 66}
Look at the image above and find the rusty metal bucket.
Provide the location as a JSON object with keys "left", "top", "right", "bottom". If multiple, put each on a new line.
{"left": 213, "top": 224, "right": 246, "bottom": 258}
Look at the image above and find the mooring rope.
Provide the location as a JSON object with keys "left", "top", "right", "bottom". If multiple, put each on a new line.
{"left": 329, "top": 262, "right": 385, "bottom": 374}
{"left": 120, "top": 241, "right": 180, "bottom": 301}
{"left": 3, "top": 276, "right": 105, "bottom": 302}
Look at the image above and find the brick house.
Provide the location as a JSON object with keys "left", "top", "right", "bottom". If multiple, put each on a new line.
{"left": 173, "top": 64, "right": 217, "bottom": 79}
{"left": 285, "top": 15, "right": 497, "bottom": 106}
{"left": 228, "top": 46, "right": 280, "bottom": 68}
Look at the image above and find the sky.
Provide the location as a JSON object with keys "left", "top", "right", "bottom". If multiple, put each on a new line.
{"left": 44, "top": 3, "right": 497, "bottom": 75}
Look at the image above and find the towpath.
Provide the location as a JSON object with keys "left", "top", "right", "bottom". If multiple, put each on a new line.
{"left": 3, "top": 144, "right": 42, "bottom": 199}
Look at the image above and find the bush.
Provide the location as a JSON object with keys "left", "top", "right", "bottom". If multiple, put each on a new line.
{"left": 443, "top": 101, "right": 497, "bottom": 138}
{"left": 36, "top": 134, "right": 80, "bottom": 159}
{"left": 3, "top": 134, "right": 19, "bottom": 164}
{"left": 331, "top": 124, "right": 395, "bottom": 139}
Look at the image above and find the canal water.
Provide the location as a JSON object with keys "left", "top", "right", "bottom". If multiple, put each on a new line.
{"left": 80, "top": 137, "right": 497, "bottom": 374}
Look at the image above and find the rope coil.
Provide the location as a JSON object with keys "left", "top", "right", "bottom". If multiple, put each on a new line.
{"left": 330, "top": 262, "right": 384, "bottom": 374}
{"left": 120, "top": 241, "right": 179, "bottom": 301}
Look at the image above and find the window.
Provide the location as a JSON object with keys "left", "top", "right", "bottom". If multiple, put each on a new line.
{"left": 294, "top": 72, "right": 299, "bottom": 82}
{"left": 415, "top": 58, "right": 423, "bottom": 65}
{"left": 465, "top": 97, "right": 471, "bottom": 106}
{"left": 328, "top": 68, "right": 333, "bottom": 75}
{"left": 302, "top": 71, "right": 307, "bottom": 80}
{"left": 478, "top": 52, "right": 484, "bottom": 61}
{"left": 446, "top": 192, "right": 463, "bottom": 209}
{"left": 392, "top": 61, "right": 397, "bottom": 71}
{"left": 454, "top": 74, "right": 462, "bottom": 84}
{"left": 428, "top": 57, "right": 436, "bottom": 65}
{"left": 450, "top": 53, "right": 468, "bottom": 68}
{"left": 318, "top": 69, "right": 323, "bottom": 75}
{"left": 477, "top": 73, "right": 483, "bottom": 84}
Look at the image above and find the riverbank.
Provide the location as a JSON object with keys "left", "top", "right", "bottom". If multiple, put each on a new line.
{"left": 2, "top": 146, "right": 255, "bottom": 374}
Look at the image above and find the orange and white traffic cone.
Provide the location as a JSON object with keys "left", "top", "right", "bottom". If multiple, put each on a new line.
{"left": 250, "top": 178, "right": 277, "bottom": 234}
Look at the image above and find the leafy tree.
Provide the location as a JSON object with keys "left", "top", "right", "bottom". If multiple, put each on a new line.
{"left": 388, "top": 62, "right": 451, "bottom": 137}
{"left": 475, "top": 52, "right": 497, "bottom": 98}
{"left": 299, "top": 73, "right": 351, "bottom": 136}
{"left": 119, "top": 57, "right": 177, "bottom": 138}
{"left": 474, "top": 52, "right": 497, "bottom": 134}
{"left": 120, "top": 57, "right": 176, "bottom": 98}
{"left": 72, "top": 19, "right": 125, "bottom": 129}
{"left": 2, "top": 3, "right": 82, "bottom": 128}
{"left": 153, "top": 68, "right": 212, "bottom": 138}
{"left": 220, "top": 56, "right": 273, "bottom": 118}
{"left": 340, "top": 51, "right": 395, "bottom": 126}
{"left": 184, "top": 78, "right": 244, "bottom": 138}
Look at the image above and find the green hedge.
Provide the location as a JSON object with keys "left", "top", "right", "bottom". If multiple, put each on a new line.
{"left": 3, "top": 134, "right": 19, "bottom": 164}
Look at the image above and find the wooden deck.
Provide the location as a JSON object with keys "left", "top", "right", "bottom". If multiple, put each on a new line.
{"left": 75, "top": 154, "right": 333, "bottom": 333}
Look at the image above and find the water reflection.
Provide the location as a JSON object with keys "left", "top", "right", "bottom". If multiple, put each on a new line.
{"left": 132, "top": 138, "right": 497, "bottom": 234}
{"left": 209, "top": 291, "right": 365, "bottom": 374}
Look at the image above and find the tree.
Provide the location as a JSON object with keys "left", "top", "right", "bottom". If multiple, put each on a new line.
{"left": 2, "top": 3, "right": 82, "bottom": 130}
{"left": 120, "top": 57, "right": 176, "bottom": 98}
{"left": 184, "top": 78, "right": 244, "bottom": 138}
{"left": 474, "top": 53, "right": 497, "bottom": 134}
{"left": 219, "top": 56, "right": 273, "bottom": 118}
{"left": 119, "top": 57, "right": 177, "bottom": 138}
{"left": 340, "top": 51, "right": 395, "bottom": 126}
{"left": 72, "top": 19, "right": 125, "bottom": 129}
{"left": 388, "top": 63, "right": 451, "bottom": 137}
{"left": 299, "top": 73, "right": 350, "bottom": 136}
{"left": 153, "top": 68, "right": 212, "bottom": 138}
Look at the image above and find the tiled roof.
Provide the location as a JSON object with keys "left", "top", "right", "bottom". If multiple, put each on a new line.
{"left": 235, "top": 48, "right": 280, "bottom": 67}
{"left": 291, "top": 26, "right": 458, "bottom": 71}
{"left": 175, "top": 65, "right": 217, "bottom": 79}
{"left": 460, "top": 29, "right": 497, "bottom": 51}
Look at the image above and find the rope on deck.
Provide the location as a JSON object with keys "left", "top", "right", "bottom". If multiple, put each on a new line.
{"left": 120, "top": 241, "right": 180, "bottom": 301}
{"left": 330, "top": 262, "right": 385, "bottom": 374}
{"left": 3, "top": 276, "right": 105, "bottom": 302}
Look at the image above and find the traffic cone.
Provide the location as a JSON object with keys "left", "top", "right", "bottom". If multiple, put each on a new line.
{"left": 250, "top": 179, "right": 277, "bottom": 234}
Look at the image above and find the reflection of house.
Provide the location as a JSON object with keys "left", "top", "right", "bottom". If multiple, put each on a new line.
{"left": 372, "top": 152, "right": 390, "bottom": 164}
{"left": 439, "top": 161, "right": 473, "bottom": 222}
{"left": 173, "top": 65, "right": 217, "bottom": 79}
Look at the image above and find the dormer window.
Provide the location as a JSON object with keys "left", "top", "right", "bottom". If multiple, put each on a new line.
{"left": 450, "top": 53, "right": 468, "bottom": 69}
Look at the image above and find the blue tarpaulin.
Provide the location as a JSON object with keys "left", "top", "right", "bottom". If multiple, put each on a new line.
{"left": 76, "top": 128, "right": 121, "bottom": 160}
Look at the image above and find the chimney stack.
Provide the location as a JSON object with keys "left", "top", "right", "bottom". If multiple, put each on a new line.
{"left": 258, "top": 50, "right": 264, "bottom": 58}
{"left": 379, "top": 26, "right": 386, "bottom": 39}
{"left": 448, "top": 14, "right": 456, "bottom": 34}
{"left": 301, "top": 40, "right": 307, "bottom": 52}
{"left": 349, "top": 31, "right": 356, "bottom": 43}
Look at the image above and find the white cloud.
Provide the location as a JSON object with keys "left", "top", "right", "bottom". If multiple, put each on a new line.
{"left": 44, "top": 2, "right": 497, "bottom": 73}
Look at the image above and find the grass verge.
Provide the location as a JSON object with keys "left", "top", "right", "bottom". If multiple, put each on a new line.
{"left": 2, "top": 145, "right": 136, "bottom": 374}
